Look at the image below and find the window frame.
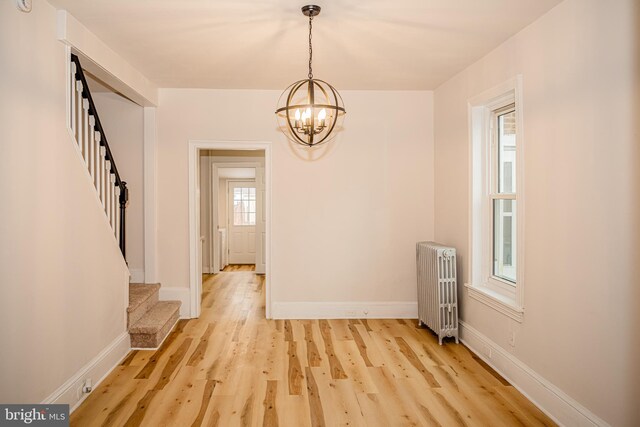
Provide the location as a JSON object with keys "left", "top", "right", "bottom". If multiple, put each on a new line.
{"left": 488, "top": 103, "right": 517, "bottom": 290}
{"left": 467, "top": 76, "right": 525, "bottom": 322}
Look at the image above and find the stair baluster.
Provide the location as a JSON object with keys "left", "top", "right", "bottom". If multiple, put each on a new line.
{"left": 115, "top": 185, "right": 121, "bottom": 243}
{"left": 88, "top": 116, "right": 95, "bottom": 180}
{"left": 75, "top": 81, "right": 83, "bottom": 150}
{"left": 110, "top": 174, "right": 116, "bottom": 231}
{"left": 68, "top": 53, "right": 129, "bottom": 260}
{"left": 93, "top": 132, "right": 101, "bottom": 194}
{"left": 82, "top": 99, "right": 90, "bottom": 163}
{"left": 70, "top": 62, "right": 77, "bottom": 134}
{"left": 99, "top": 146, "right": 106, "bottom": 205}
{"left": 105, "top": 160, "right": 112, "bottom": 225}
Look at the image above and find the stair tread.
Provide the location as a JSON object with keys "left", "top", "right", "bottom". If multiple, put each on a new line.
{"left": 128, "top": 283, "right": 161, "bottom": 313}
{"left": 129, "top": 301, "right": 181, "bottom": 334}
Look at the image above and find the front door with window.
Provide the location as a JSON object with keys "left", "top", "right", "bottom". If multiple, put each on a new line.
{"left": 228, "top": 181, "right": 256, "bottom": 264}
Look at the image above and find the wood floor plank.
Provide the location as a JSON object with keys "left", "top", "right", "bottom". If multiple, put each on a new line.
{"left": 120, "top": 350, "right": 138, "bottom": 366}
{"left": 367, "top": 366, "right": 426, "bottom": 426}
{"left": 69, "top": 366, "right": 142, "bottom": 427}
{"left": 70, "top": 271, "right": 556, "bottom": 427}
{"left": 318, "top": 320, "right": 348, "bottom": 380}
{"left": 279, "top": 396, "right": 312, "bottom": 427}
{"left": 152, "top": 338, "right": 193, "bottom": 390}
{"left": 355, "top": 393, "right": 395, "bottom": 427}
{"left": 304, "top": 322, "right": 323, "bottom": 367}
{"left": 328, "top": 319, "right": 353, "bottom": 341}
{"left": 134, "top": 321, "right": 188, "bottom": 380}
{"left": 395, "top": 336, "right": 441, "bottom": 387}
{"left": 262, "top": 380, "right": 279, "bottom": 427}
{"left": 493, "top": 386, "right": 556, "bottom": 427}
{"left": 142, "top": 367, "right": 203, "bottom": 426}
{"left": 186, "top": 322, "right": 215, "bottom": 366}
{"left": 284, "top": 320, "right": 294, "bottom": 342}
{"left": 191, "top": 379, "right": 217, "bottom": 427}
{"left": 287, "top": 341, "right": 304, "bottom": 395}
{"left": 368, "top": 330, "right": 413, "bottom": 379}
{"left": 395, "top": 378, "right": 461, "bottom": 426}
{"left": 333, "top": 340, "right": 378, "bottom": 394}
{"left": 347, "top": 323, "right": 374, "bottom": 367}
{"left": 305, "top": 367, "right": 326, "bottom": 427}
{"left": 123, "top": 389, "right": 158, "bottom": 427}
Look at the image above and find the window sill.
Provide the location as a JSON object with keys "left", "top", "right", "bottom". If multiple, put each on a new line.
{"left": 464, "top": 283, "right": 524, "bottom": 322}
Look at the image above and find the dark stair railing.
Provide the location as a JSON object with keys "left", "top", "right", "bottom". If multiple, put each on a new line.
{"left": 70, "top": 53, "right": 129, "bottom": 260}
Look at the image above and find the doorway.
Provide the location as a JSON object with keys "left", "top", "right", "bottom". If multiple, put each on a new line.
{"left": 228, "top": 180, "right": 257, "bottom": 265}
{"left": 188, "top": 141, "right": 271, "bottom": 319}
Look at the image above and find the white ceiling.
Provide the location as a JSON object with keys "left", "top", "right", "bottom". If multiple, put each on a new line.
{"left": 48, "top": 0, "right": 561, "bottom": 90}
{"left": 218, "top": 168, "right": 256, "bottom": 179}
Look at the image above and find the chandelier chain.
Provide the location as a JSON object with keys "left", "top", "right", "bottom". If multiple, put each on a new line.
{"left": 308, "top": 15, "right": 313, "bottom": 79}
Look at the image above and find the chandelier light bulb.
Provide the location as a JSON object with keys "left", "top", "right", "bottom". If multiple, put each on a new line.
{"left": 295, "top": 109, "right": 301, "bottom": 120}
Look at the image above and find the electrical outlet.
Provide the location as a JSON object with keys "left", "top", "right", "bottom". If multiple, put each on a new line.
{"left": 363, "top": 310, "right": 369, "bottom": 318}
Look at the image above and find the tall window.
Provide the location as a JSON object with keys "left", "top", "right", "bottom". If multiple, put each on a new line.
{"left": 468, "top": 77, "right": 524, "bottom": 322}
{"left": 233, "top": 187, "right": 256, "bottom": 226}
{"left": 492, "top": 105, "right": 516, "bottom": 283}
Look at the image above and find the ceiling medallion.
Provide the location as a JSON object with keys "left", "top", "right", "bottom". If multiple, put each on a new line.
{"left": 275, "top": 5, "right": 346, "bottom": 147}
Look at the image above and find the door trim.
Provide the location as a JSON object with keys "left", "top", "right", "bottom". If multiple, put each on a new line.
{"left": 188, "top": 140, "right": 272, "bottom": 319}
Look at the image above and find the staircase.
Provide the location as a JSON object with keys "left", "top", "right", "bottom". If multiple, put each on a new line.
{"left": 69, "top": 54, "right": 181, "bottom": 349}
{"left": 69, "top": 54, "right": 128, "bottom": 257}
{"left": 128, "top": 284, "right": 181, "bottom": 348}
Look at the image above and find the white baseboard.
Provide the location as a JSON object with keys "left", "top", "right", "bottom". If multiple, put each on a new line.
{"left": 129, "top": 268, "right": 145, "bottom": 283}
{"left": 459, "top": 321, "right": 608, "bottom": 427}
{"left": 271, "top": 301, "right": 418, "bottom": 319}
{"left": 159, "top": 286, "right": 191, "bottom": 318}
{"left": 42, "top": 332, "right": 130, "bottom": 413}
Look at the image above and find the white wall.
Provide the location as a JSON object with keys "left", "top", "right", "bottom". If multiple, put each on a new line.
{"left": 0, "top": 1, "right": 129, "bottom": 405}
{"left": 92, "top": 92, "right": 145, "bottom": 280}
{"left": 156, "top": 89, "right": 434, "bottom": 314}
{"left": 433, "top": 0, "right": 639, "bottom": 425}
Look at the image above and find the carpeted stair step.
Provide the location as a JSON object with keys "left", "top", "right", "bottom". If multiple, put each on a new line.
{"left": 127, "top": 283, "right": 160, "bottom": 328}
{"left": 129, "top": 301, "right": 181, "bottom": 349}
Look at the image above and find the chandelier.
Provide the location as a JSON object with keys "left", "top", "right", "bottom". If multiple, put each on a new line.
{"left": 276, "top": 5, "right": 346, "bottom": 147}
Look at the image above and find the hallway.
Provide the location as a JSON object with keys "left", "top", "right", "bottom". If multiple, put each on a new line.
{"left": 70, "top": 270, "right": 554, "bottom": 426}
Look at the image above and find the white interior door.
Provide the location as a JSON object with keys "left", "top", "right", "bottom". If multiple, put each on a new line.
{"left": 255, "top": 166, "right": 266, "bottom": 274}
{"left": 228, "top": 181, "right": 257, "bottom": 264}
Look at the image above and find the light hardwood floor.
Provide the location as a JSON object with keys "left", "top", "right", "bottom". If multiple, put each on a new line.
{"left": 71, "top": 270, "right": 555, "bottom": 426}
{"left": 222, "top": 264, "right": 255, "bottom": 272}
